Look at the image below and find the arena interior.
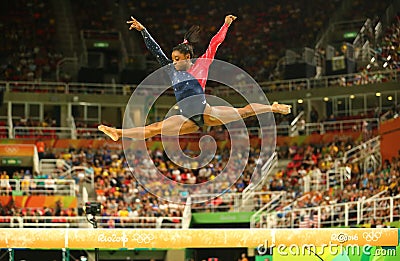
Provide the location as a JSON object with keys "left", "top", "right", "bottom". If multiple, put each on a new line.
{"left": 0, "top": 0, "right": 400, "bottom": 260}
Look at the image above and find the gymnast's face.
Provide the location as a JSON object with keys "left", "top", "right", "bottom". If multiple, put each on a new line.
{"left": 171, "top": 50, "right": 191, "bottom": 71}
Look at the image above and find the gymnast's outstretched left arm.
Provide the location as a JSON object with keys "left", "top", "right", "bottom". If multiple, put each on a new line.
{"left": 127, "top": 16, "right": 171, "bottom": 67}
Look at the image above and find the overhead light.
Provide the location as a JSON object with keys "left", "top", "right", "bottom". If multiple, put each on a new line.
{"left": 174, "top": 105, "right": 179, "bottom": 109}
{"left": 366, "top": 64, "right": 371, "bottom": 69}
{"left": 383, "top": 62, "right": 388, "bottom": 68}
{"left": 323, "top": 97, "right": 329, "bottom": 102}
{"left": 350, "top": 95, "right": 355, "bottom": 99}
{"left": 387, "top": 55, "right": 391, "bottom": 61}
{"left": 297, "top": 99, "right": 304, "bottom": 104}
{"left": 370, "top": 57, "right": 375, "bottom": 63}
{"left": 376, "top": 92, "right": 381, "bottom": 97}
{"left": 388, "top": 96, "right": 393, "bottom": 101}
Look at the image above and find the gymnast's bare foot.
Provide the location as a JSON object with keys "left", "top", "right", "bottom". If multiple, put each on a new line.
{"left": 98, "top": 125, "right": 120, "bottom": 141}
{"left": 272, "top": 103, "right": 291, "bottom": 115}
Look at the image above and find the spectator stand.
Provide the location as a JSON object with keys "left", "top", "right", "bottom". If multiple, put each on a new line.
{"left": 39, "top": 158, "right": 94, "bottom": 197}
{"left": 251, "top": 135, "right": 398, "bottom": 229}
{"left": 0, "top": 215, "right": 183, "bottom": 229}
{"left": 0, "top": 0, "right": 62, "bottom": 82}
{"left": 250, "top": 133, "right": 380, "bottom": 228}
{"left": 190, "top": 191, "right": 284, "bottom": 213}
{"left": 1, "top": 67, "right": 398, "bottom": 98}
{"left": 239, "top": 152, "right": 279, "bottom": 211}
{"left": 0, "top": 178, "right": 75, "bottom": 197}
{"left": 257, "top": 191, "right": 399, "bottom": 229}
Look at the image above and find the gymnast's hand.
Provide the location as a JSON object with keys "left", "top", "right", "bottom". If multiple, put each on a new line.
{"left": 225, "top": 15, "right": 237, "bottom": 25}
{"left": 127, "top": 16, "right": 145, "bottom": 31}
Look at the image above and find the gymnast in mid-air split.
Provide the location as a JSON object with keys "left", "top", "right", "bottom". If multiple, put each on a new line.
{"left": 98, "top": 15, "right": 291, "bottom": 141}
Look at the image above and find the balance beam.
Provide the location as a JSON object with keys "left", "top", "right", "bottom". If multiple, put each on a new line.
{"left": 0, "top": 228, "right": 397, "bottom": 249}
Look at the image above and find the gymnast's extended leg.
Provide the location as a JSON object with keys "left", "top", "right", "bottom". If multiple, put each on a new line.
{"left": 203, "top": 102, "right": 291, "bottom": 126}
{"left": 98, "top": 115, "right": 199, "bottom": 141}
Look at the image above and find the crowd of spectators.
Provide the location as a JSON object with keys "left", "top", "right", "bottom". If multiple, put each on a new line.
{"left": 0, "top": 142, "right": 261, "bottom": 227}
{"left": 0, "top": 1, "right": 396, "bottom": 84}
{"left": 341, "top": 0, "right": 393, "bottom": 22}
{"left": 0, "top": 0, "right": 63, "bottom": 82}
{"left": 377, "top": 14, "right": 400, "bottom": 70}
{"left": 128, "top": 0, "right": 339, "bottom": 81}
{"left": 263, "top": 140, "right": 400, "bottom": 228}
{"left": 70, "top": 0, "right": 115, "bottom": 32}
{"left": 0, "top": 2, "right": 399, "bottom": 228}
{"left": 12, "top": 115, "right": 59, "bottom": 139}
{"left": 13, "top": 115, "right": 57, "bottom": 128}
{"left": 2, "top": 129, "right": 399, "bottom": 229}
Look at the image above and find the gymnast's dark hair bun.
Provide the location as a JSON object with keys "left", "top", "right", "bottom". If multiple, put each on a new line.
{"left": 173, "top": 25, "right": 200, "bottom": 58}
{"left": 183, "top": 25, "right": 200, "bottom": 44}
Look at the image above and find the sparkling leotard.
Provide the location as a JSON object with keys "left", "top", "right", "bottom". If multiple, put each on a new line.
{"left": 140, "top": 23, "right": 229, "bottom": 127}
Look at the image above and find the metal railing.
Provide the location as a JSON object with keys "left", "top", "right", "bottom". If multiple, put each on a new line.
{"left": 343, "top": 136, "right": 380, "bottom": 164}
{"left": 182, "top": 197, "right": 192, "bottom": 229}
{"left": 360, "top": 191, "right": 391, "bottom": 224}
{"left": 250, "top": 191, "right": 286, "bottom": 228}
{"left": 0, "top": 126, "right": 11, "bottom": 138}
{"left": 302, "top": 168, "right": 344, "bottom": 194}
{"left": 38, "top": 159, "right": 94, "bottom": 189}
{"left": 189, "top": 191, "right": 282, "bottom": 213}
{"left": 251, "top": 192, "right": 316, "bottom": 228}
{"left": 0, "top": 179, "right": 76, "bottom": 196}
{"left": 304, "top": 136, "right": 381, "bottom": 194}
{"left": 289, "top": 111, "right": 305, "bottom": 136}
{"left": 68, "top": 166, "right": 95, "bottom": 190}
{"left": 1, "top": 69, "right": 398, "bottom": 95}
{"left": 0, "top": 216, "right": 182, "bottom": 229}
{"left": 214, "top": 69, "right": 399, "bottom": 95}
{"left": 76, "top": 127, "right": 107, "bottom": 139}
{"left": 13, "top": 118, "right": 380, "bottom": 139}
{"left": 256, "top": 193, "right": 400, "bottom": 229}
{"left": 39, "top": 159, "right": 71, "bottom": 176}
{"left": 332, "top": 136, "right": 382, "bottom": 184}
{"left": 275, "top": 117, "right": 378, "bottom": 137}
{"left": 4, "top": 117, "right": 381, "bottom": 140}
{"left": 13, "top": 127, "right": 75, "bottom": 139}
{"left": 241, "top": 152, "right": 278, "bottom": 206}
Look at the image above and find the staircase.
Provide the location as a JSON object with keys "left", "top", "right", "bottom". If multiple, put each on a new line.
{"left": 39, "top": 159, "right": 96, "bottom": 201}
{"left": 239, "top": 153, "right": 281, "bottom": 211}
{"left": 341, "top": 136, "right": 381, "bottom": 175}
{"left": 39, "top": 159, "right": 71, "bottom": 176}
{"left": 113, "top": 1, "right": 136, "bottom": 55}
{"left": 50, "top": 0, "right": 80, "bottom": 57}
{"left": 258, "top": 190, "right": 397, "bottom": 228}
{"left": 250, "top": 191, "right": 287, "bottom": 228}
{"left": 50, "top": 0, "right": 80, "bottom": 81}
{"left": 114, "top": 1, "right": 155, "bottom": 74}
{"left": 307, "top": 136, "right": 381, "bottom": 193}
{"left": 315, "top": 0, "right": 362, "bottom": 47}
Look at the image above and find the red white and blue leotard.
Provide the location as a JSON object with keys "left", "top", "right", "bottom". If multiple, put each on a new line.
{"left": 140, "top": 23, "right": 229, "bottom": 127}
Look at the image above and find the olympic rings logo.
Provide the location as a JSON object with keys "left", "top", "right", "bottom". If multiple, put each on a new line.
{"left": 362, "top": 231, "right": 382, "bottom": 242}
{"left": 5, "top": 147, "right": 19, "bottom": 153}
{"left": 132, "top": 233, "right": 155, "bottom": 244}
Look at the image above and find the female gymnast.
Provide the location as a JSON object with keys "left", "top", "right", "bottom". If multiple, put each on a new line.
{"left": 98, "top": 15, "right": 291, "bottom": 141}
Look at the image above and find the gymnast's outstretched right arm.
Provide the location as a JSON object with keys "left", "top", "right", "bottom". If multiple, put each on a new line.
{"left": 127, "top": 16, "right": 171, "bottom": 67}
